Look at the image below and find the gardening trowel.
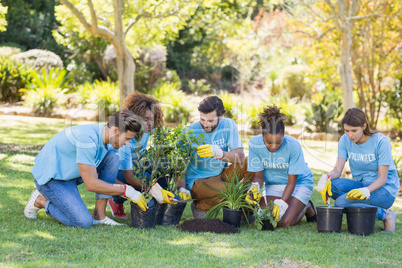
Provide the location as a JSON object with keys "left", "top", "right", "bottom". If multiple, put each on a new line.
{"left": 170, "top": 198, "right": 196, "bottom": 203}
{"left": 326, "top": 193, "right": 332, "bottom": 207}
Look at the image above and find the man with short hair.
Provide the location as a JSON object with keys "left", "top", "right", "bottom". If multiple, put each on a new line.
{"left": 24, "top": 109, "right": 173, "bottom": 227}
{"left": 183, "top": 96, "right": 253, "bottom": 219}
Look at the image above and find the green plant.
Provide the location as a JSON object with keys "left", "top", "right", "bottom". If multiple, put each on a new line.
{"left": 204, "top": 170, "right": 253, "bottom": 220}
{"left": 253, "top": 201, "right": 277, "bottom": 230}
{"left": 383, "top": 76, "right": 402, "bottom": 132}
{"left": 304, "top": 91, "right": 343, "bottom": 133}
{"left": 0, "top": 56, "right": 32, "bottom": 102}
{"left": 152, "top": 82, "right": 192, "bottom": 123}
{"left": 132, "top": 121, "right": 205, "bottom": 197}
{"left": 267, "top": 94, "right": 299, "bottom": 126}
{"left": 21, "top": 67, "right": 70, "bottom": 116}
{"left": 245, "top": 102, "right": 266, "bottom": 129}
{"left": 187, "top": 79, "right": 212, "bottom": 95}
{"left": 76, "top": 78, "right": 120, "bottom": 118}
{"left": 391, "top": 137, "right": 402, "bottom": 181}
{"left": 219, "top": 91, "right": 241, "bottom": 122}
{"left": 280, "top": 64, "right": 310, "bottom": 99}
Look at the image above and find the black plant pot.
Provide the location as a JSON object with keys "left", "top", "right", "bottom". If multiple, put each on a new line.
{"left": 155, "top": 202, "right": 187, "bottom": 225}
{"left": 222, "top": 207, "right": 243, "bottom": 228}
{"left": 261, "top": 219, "right": 275, "bottom": 231}
{"left": 130, "top": 198, "right": 156, "bottom": 229}
{"left": 345, "top": 207, "right": 377, "bottom": 236}
{"left": 317, "top": 206, "right": 344, "bottom": 233}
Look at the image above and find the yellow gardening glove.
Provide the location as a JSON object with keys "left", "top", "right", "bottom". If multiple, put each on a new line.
{"left": 123, "top": 185, "right": 148, "bottom": 211}
{"left": 272, "top": 199, "right": 289, "bottom": 222}
{"left": 346, "top": 187, "right": 370, "bottom": 200}
{"left": 316, "top": 174, "right": 332, "bottom": 204}
{"left": 148, "top": 183, "right": 177, "bottom": 204}
{"left": 196, "top": 144, "right": 224, "bottom": 159}
{"left": 272, "top": 204, "right": 280, "bottom": 222}
{"left": 178, "top": 187, "right": 191, "bottom": 200}
{"left": 245, "top": 182, "right": 261, "bottom": 206}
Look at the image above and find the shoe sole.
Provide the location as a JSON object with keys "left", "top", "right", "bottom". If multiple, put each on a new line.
{"left": 107, "top": 202, "right": 127, "bottom": 219}
{"left": 24, "top": 189, "right": 41, "bottom": 219}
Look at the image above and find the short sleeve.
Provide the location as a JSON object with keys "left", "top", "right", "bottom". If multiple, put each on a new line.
{"left": 377, "top": 137, "right": 394, "bottom": 166}
{"left": 247, "top": 141, "right": 264, "bottom": 172}
{"left": 337, "top": 134, "right": 349, "bottom": 160}
{"left": 227, "top": 120, "right": 243, "bottom": 151}
{"left": 118, "top": 145, "right": 133, "bottom": 170}
{"left": 75, "top": 135, "right": 97, "bottom": 166}
{"left": 288, "top": 142, "right": 306, "bottom": 175}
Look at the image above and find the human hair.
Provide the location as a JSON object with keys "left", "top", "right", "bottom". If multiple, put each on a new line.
{"left": 198, "top": 96, "right": 226, "bottom": 116}
{"left": 342, "top": 108, "right": 376, "bottom": 136}
{"left": 258, "top": 105, "right": 287, "bottom": 135}
{"left": 107, "top": 109, "right": 142, "bottom": 133}
{"left": 123, "top": 92, "right": 164, "bottom": 128}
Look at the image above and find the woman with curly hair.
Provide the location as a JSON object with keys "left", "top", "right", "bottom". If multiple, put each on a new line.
{"left": 107, "top": 92, "right": 174, "bottom": 219}
{"left": 247, "top": 105, "right": 316, "bottom": 227}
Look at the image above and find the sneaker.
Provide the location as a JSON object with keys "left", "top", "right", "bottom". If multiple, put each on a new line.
{"left": 93, "top": 216, "right": 124, "bottom": 226}
{"left": 191, "top": 202, "right": 207, "bottom": 220}
{"left": 24, "top": 189, "right": 41, "bottom": 219}
{"left": 107, "top": 199, "right": 127, "bottom": 219}
{"left": 306, "top": 200, "right": 317, "bottom": 223}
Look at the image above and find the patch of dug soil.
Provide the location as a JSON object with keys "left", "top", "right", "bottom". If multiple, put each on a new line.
{"left": 179, "top": 219, "right": 239, "bottom": 234}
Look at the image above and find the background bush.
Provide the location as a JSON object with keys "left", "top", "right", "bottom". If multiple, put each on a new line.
{"left": 0, "top": 56, "right": 32, "bottom": 102}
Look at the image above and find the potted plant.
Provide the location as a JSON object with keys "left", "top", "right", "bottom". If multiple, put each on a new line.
{"left": 253, "top": 201, "right": 277, "bottom": 231}
{"left": 132, "top": 120, "right": 204, "bottom": 227}
{"left": 204, "top": 171, "right": 254, "bottom": 228}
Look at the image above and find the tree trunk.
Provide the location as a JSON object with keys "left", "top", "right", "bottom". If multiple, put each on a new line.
{"left": 339, "top": 31, "right": 355, "bottom": 111}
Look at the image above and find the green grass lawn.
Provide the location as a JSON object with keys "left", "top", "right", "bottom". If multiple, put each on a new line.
{"left": 1, "top": 115, "right": 401, "bottom": 267}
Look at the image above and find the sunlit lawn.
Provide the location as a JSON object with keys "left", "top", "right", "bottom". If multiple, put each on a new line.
{"left": 0, "top": 115, "right": 401, "bottom": 267}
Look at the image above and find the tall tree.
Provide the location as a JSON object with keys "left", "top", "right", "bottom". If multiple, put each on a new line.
{"left": 56, "top": 0, "right": 197, "bottom": 107}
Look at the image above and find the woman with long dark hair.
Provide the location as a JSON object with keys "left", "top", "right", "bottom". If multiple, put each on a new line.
{"left": 317, "top": 108, "right": 399, "bottom": 232}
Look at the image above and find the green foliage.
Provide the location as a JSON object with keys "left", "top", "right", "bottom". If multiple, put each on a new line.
{"left": 12, "top": 49, "right": 63, "bottom": 71}
{"left": 205, "top": 170, "right": 253, "bottom": 220}
{"left": 186, "top": 79, "right": 212, "bottom": 95}
{"left": 383, "top": 76, "right": 402, "bottom": 131}
{"left": 151, "top": 82, "right": 192, "bottom": 123}
{"left": 132, "top": 124, "right": 204, "bottom": 194}
{"left": 0, "top": 3, "right": 7, "bottom": 32}
{"left": 391, "top": 137, "right": 402, "bottom": 181}
{"left": 219, "top": 91, "right": 241, "bottom": 122}
{"left": 0, "top": 56, "right": 32, "bottom": 102}
{"left": 280, "top": 64, "right": 310, "bottom": 99}
{"left": 253, "top": 201, "right": 277, "bottom": 230}
{"left": 245, "top": 102, "right": 266, "bottom": 129}
{"left": 76, "top": 78, "right": 119, "bottom": 118}
{"left": 304, "top": 91, "right": 343, "bottom": 133}
{"left": 267, "top": 94, "right": 299, "bottom": 126}
{"left": 21, "top": 68, "right": 70, "bottom": 116}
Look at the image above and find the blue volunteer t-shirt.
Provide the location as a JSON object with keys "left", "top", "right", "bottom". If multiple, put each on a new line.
{"left": 32, "top": 124, "right": 110, "bottom": 186}
{"left": 185, "top": 118, "right": 243, "bottom": 190}
{"left": 247, "top": 135, "right": 314, "bottom": 190}
{"left": 108, "top": 132, "right": 150, "bottom": 171}
{"left": 338, "top": 133, "right": 399, "bottom": 197}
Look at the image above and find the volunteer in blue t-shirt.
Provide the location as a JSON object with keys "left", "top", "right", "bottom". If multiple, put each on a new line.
{"left": 183, "top": 96, "right": 253, "bottom": 219}
{"left": 247, "top": 105, "right": 316, "bottom": 227}
{"left": 317, "top": 108, "right": 399, "bottom": 232}
{"left": 24, "top": 110, "right": 175, "bottom": 228}
{"left": 107, "top": 92, "right": 176, "bottom": 219}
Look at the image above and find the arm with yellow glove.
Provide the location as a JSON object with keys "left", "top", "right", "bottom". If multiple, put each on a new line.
{"left": 346, "top": 187, "right": 370, "bottom": 200}
{"left": 148, "top": 182, "right": 177, "bottom": 204}
{"left": 178, "top": 187, "right": 192, "bottom": 200}
{"left": 122, "top": 184, "right": 148, "bottom": 211}
{"left": 272, "top": 199, "right": 289, "bottom": 222}
{"left": 196, "top": 144, "right": 224, "bottom": 159}
{"left": 245, "top": 182, "right": 262, "bottom": 206}
{"left": 316, "top": 174, "right": 332, "bottom": 204}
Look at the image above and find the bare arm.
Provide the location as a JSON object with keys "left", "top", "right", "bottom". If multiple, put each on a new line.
{"left": 121, "top": 169, "right": 144, "bottom": 191}
{"left": 221, "top": 148, "right": 245, "bottom": 164}
{"left": 367, "top": 165, "right": 389, "bottom": 192}
{"left": 78, "top": 163, "right": 125, "bottom": 195}
{"left": 252, "top": 171, "right": 265, "bottom": 188}
{"left": 328, "top": 158, "right": 347, "bottom": 180}
{"left": 282, "top": 174, "right": 297, "bottom": 201}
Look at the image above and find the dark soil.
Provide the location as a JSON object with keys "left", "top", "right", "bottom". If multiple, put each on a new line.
{"left": 179, "top": 219, "right": 239, "bottom": 234}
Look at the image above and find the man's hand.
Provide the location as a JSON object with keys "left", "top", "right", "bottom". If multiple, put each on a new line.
{"left": 272, "top": 199, "right": 289, "bottom": 222}
{"left": 178, "top": 187, "right": 191, "bottom": 200}
{"left": 316, "top": 174, "right": 332, "bottom": 204}
{"left": 123, "top": 184, "right": 148, "bottom": 211}
{"left": 148, "top": 183, "right": 176, "bottom": 204}
{"left": 346, "top": 187, "right": 371, "bottom": 200}
{"left": 196, "top": 144, "right": 224, "bottom": 159}
{"left": 245, "top": 182, "right": 261, "bottom": 206}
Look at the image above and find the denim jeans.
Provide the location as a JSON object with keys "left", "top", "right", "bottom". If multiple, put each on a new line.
{"left": 331, "top": 178, "right": 396, "bottom": 221}
{"left": 35, "top": 151, "right": 119, "bottom": 228}
{"left": 112, "top": 169, "right": 169, "bottom": 204}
